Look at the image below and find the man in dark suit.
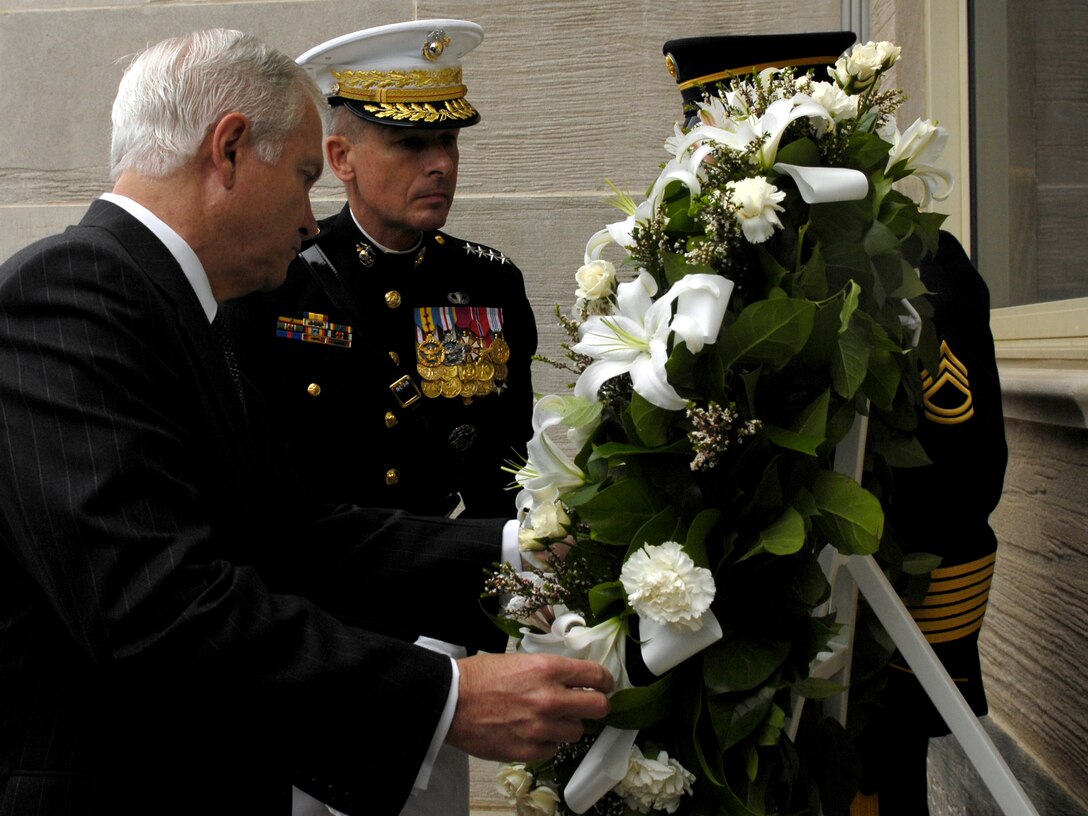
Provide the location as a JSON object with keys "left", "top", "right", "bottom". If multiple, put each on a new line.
{"left": 0, "top": 28, "right": 611, "bottom": 816}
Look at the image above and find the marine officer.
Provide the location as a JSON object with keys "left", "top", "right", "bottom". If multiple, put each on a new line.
{"left": 230, "top": 19, "right": 536, "bottom": 521}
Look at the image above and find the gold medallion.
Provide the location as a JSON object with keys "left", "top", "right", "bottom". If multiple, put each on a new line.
{"left": 417, "top": 334, "right": 444, "bottom": 365}
{"left": 476, "top": 361, "right": 495, "bottom": 381}
{"left": 439, "top": 364, "right": 460, "bottom": 381}
{"left": 459, "top": 361, "right": 477, "bottom": 380}
{"left": 422, "top": 380, "right": 442, "bottom": 399}
{"left": 441, "top": 378, "right": 462, "bottom": 398}
{"left": 417, "top": 364, "right": 440, "bottom": 381}
{"left": 460, "top": 380, "right": 478, "bottom": 398}
{"left": 494, "top": 362, "right": 509, "bottom": 380}
{"left": 489, "top": 336, "right": 511, "bottom": 363}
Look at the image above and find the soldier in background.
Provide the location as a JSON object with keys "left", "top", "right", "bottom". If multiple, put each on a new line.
{"left": 854, "top": 230, "right": 1007, "bottom": 816}
{"left": 227, "top": 19, "right": 538, "bottom": 816}
{"left": 230, "top": 19, "right": 536, "bottom": 523}
{"left": 659, "top": 32, "right": 1007, "bottom": 815}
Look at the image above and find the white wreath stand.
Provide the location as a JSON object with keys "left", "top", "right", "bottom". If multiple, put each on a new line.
{"left": 786, "top": 412, "right": 1039, "bottom": 816}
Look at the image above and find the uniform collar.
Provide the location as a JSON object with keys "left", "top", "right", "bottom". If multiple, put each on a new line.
{"left": 348, "top": 208, "right": 423, "bottom": 257}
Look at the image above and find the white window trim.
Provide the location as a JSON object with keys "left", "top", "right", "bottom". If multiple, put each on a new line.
{"left": 925, "top": 0, "right": 1088, "bottom": 428}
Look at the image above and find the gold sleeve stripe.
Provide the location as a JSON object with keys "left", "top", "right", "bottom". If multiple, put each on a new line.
{"left": 925, "top": 563, "right": 995, "bottom": 593}
{"left": 898, "top": 552, "right": 995, "bottom": 644}
{"left": 931, "top": 551, "right": 996, "bottom": 579}
{"left": 923, "top": 617, "right": 986, "bottom": 643}
{"left": 888, "top": 661, "right": 971, "bottom": 683}
{"left": 909, "top": 590, "right": 990, "bottom": 620}
{"left": 910, "top": 582, "right": 991, "bottom": 607}
{"left": 913, "top": 606, "right": 988, "bottom": 634}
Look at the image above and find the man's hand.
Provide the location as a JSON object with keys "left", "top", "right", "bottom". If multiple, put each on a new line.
{"left": 446, "top": 652, "right": 613, "bottom": 761}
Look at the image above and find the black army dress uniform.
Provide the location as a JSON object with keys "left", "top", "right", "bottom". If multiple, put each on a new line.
{"left": 231, "top": 205, "right": 536, "bottom": 518}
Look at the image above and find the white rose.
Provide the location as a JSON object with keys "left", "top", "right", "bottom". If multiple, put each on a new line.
{"left": 518, "top": 785, "right": 560, "bottom": 816}
{"left": 620, "top": 540, "right": 716, "bottom": 631}
{"left": 575, "top": 259, "right": 617, "bottom": 301}
{"left": 615, "top": 745, "right": 695, "bottom": 814}
{"left": 495, "top": 763, "right": 535, "bottom": 803}
{"left": 518, "top": 497, "right": 570, "bottom": 548}
{"left": 830, "top": 40, "right": 901, "bottom": 93}
{"left": 726, "top": 176, "right": 786, "bottom": 244}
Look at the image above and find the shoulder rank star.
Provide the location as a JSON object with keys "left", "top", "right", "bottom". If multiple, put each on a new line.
{"left": 462, "top": 242, "right": 508, "bottom": 264}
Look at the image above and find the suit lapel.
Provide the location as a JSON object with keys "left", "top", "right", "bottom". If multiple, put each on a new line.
{"left": 79, "top": 200, "right": 254, "bottom": 444}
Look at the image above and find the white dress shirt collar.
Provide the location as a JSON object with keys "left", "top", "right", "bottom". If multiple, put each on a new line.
{"left": 100, "top": 192, "right": 218, "bottom": 324}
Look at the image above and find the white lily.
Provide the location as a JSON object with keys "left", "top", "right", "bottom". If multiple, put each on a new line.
{"left": 675, "top": 94, "right": 831, "bottom": 171}
{"left": 520, "top": 605, "right": 631, "bottom": 692}
{"left": 885, "top": 117, "right": 953, "bottom": 206}
{"left": 585, "top": 159, "right": 700, "bottom": 264}
{"left": 512, "top": 397, "right": 592, "bottom": 498}
{"left": 572, "top": 271, "right": 733, "bottom": 411}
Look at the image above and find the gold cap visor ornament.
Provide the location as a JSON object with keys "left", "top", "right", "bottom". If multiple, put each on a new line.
{"left": 296, "top": 19, "right": 483, "bottom": 128}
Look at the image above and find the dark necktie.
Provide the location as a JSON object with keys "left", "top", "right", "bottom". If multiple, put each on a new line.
{"left": 212, "top": 311, "right": 248, "bottom": 418}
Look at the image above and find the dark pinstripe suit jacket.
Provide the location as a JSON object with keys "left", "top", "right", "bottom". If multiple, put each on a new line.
{"left": 0, "top": 201, "right": 507, "bottom": 815}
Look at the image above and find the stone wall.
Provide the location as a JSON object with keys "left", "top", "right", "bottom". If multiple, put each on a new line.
{"left": 4, "top": 3, "right": 1084, "bottom": 816}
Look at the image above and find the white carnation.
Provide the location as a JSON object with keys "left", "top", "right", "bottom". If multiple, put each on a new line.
{"left": 726, "top": 177, "right": 786, "bottom": 244}
{"left": 615, "top": 745, "right": 695, "bottom": 814}
{"left": 620, "top": 541, "right": 715, "bottom": 630}
{"left": 808, "top": 81, "right": 859, "bottom": 135}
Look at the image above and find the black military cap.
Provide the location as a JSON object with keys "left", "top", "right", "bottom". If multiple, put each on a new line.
{"left": 297, "top": 19, "right": 483, "bottom": 128}
{"left": 663, "top": 31, "right": 857, "bottom": 119}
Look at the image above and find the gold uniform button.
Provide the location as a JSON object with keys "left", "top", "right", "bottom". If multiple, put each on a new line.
{"left": 385, "top": 290, "right": 402, "bottom": 308}
{"left": 384, "top": 411, "right": 398, "bottom": 428}
{"left": 385, "top": 469, "right": 400, "bottom": 485}
{"left": 306, "top": 383, "right": 321, "bottom": 397}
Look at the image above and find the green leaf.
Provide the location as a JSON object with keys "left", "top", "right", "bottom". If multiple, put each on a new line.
{"left": 864, "top": 220, "right": 901, "bottom": 257}
{"left": 685, "top": 509, "right": 721, "bottom": 569}
{"left": 812, "top": 470, "right": 884, "bottom": 555}
{"left": 704, "top": 637, "right": 791, "bottom": 693}
{"left": 870, "top": 432, "right": 931, "bottom": 468}
{"left": 662, "top": 251, "right": 717, "bottom": 287}
{"left": 756, "top": 703, "right": 786, "bottom": 747}
{"left": 838, "top": 280, "right": 861, "bottom": 333}
{"left": 791, "top": 677, "right": 847, "bottom": 699}
{"left": 721, "top": 684, "right": 777, "bottom": 750}
{"left": 775, "top": 136, "right": 821, "bottom": 167}
{"left": 574, "top": 478, "right": 665, "bottom": 545}
{"left": 901, "top": 552, "right": 943, "bottom": 575}
{"left": 718, "top": 298, "right": 816, "bottom": 370}
{"left": 602, "top": 674, "right": 676, "bottom": 729}
{"left": 831, "top": 324, "right": 870, "bottom": 399}
{"left": 761, "top": 423, "right": 823, "bottom": 456}
{"left": 589, "top": 580, "right": 626, "bottom": 617}
{"left": 863, "top": 346, "right": 901, "bottom": 411}
{"left": 589, "top": 438, "right": 690, "bottom": 464}
{"left": 756, "top": 506, "right": 807, "bottom": 556}
{"left": 630, "top": 391, "right": 675, "bottom": 448}
{"left": 629, "top": 506, "right": 682, "bottom": 558}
